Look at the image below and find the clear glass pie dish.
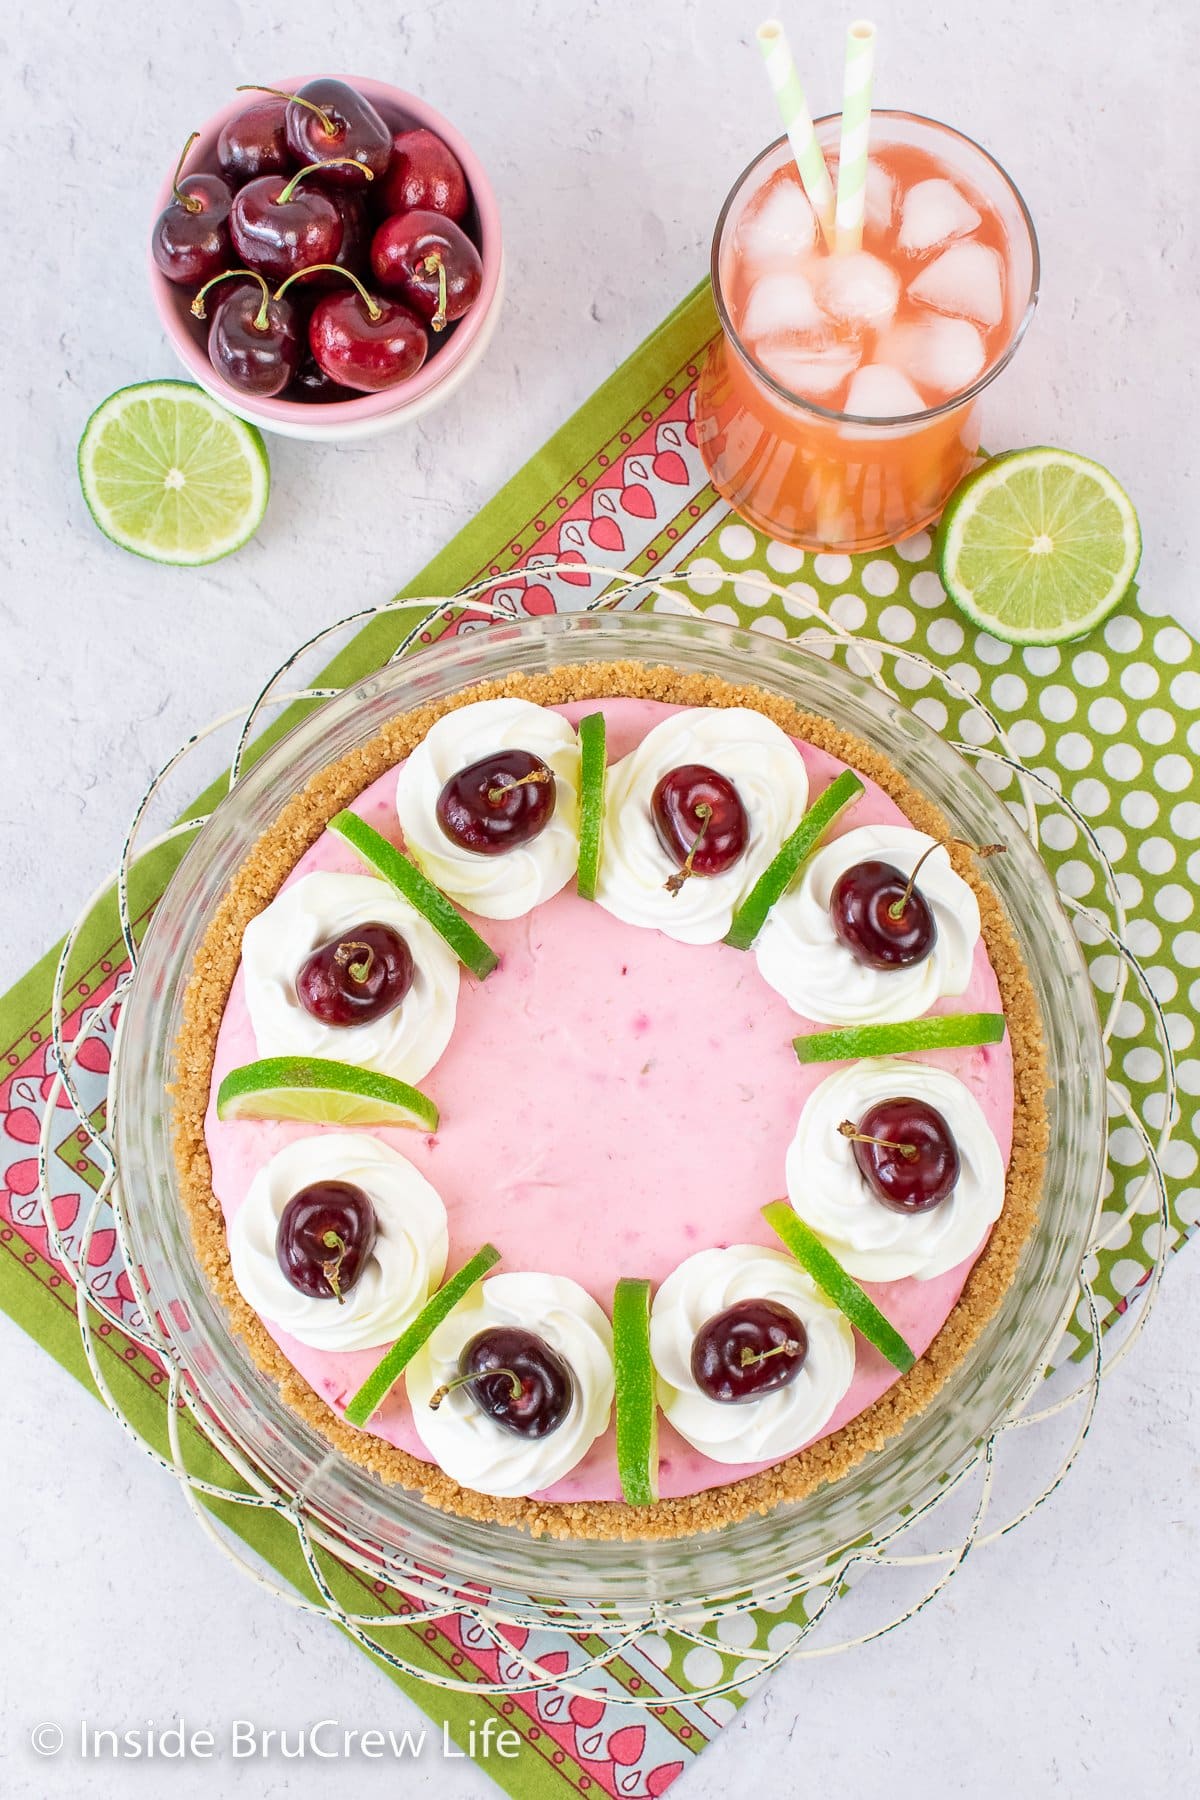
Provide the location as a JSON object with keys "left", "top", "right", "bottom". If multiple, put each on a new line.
{"left": 113, "top": 610, "right": 1106, "bottom": 1619}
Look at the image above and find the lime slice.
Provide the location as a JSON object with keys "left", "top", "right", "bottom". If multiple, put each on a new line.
{"left": 78, "top": 379, "right": 269, "bottom": 565}
{"left": 762, "top": 1201, "right": 914, "bottom": 1373}
{"left": 612, "top": 1277, "right": 658, "bottom": 1505}
{"left": 726, "top": 769, "right": 864, "bottom": 951}
{"left": 215, "top": 1056, "right": 438, "bottom": 1130}
{"left": 344, "top": 1243, "right": 502, "bottom": 1427}
{"left": 938, "top": 447, "right": 1141, "bottom": 645}
{"left": 576, "top": 711, "right": 607, "bottom": 902}
{"left": 794, "top": 1012, "right": 1006, "bottom": 1064}
{"left": 330, "top": 811, "right": 499, "bottom": 981}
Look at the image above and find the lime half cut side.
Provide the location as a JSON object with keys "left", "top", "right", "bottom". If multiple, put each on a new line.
{"left": 939, "top": 447, "right": 1141, "bottom": 646}
{"left": 78, "top": 380, "right": 270, "bottom": 565}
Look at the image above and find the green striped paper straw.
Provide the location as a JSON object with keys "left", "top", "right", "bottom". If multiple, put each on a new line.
{"left": 756, "top": 19, "right": 836, "bottom": 245}
{"left": 834, "top": 19, "right": 877, "bottom": 253}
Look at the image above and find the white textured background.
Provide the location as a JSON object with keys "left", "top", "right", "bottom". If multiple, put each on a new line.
{"left": 2, "top": 2, "right": 1198, "bottom": 1795}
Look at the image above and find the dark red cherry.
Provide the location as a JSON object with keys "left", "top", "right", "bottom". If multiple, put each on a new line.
{"left": 193, "top": 272, "right": 301, "bottom": 398}
{"left": 446, "top": 1327, "right": 574, "bottom": 1438}
{"left": 217, "top": 98, "right": 291, "bottom": 185}
{"left": 829, "top": 859, "right": 937, "bottom": 968}
{"left": 844, "top": 1097, "right": 960, "bottom": 1213}
{"left": 376, "top": 128, "right": 469, "bottom": 222}
{"left": 276, "top": 1180, "right": 377, "bottom": 1302}
{"left": 436, "top": 750, "right": 556, "bottom": 855}
{"left": 151, "top": 137, "right": 232, "bottom": 287}
{"left": 690, "top": 1300, "right": 808, "bottom": 1404}
{"left": 285, "top": 352, "right": 357, "bottom": 404}
{"left": 284, "top": 79, "right": 391, "bottom": 188}
{"left": 304, "top": 280, "right": 428, "bottom": 392}
{"left": 651, "top": 763, "right": 749, "bottom": 888}
{"left": 296, "top": 921, "right": 415, "bottom": 1026}
{"left": 370, "top": 209, "right": 483, "bottom": 331}
{"left": 229, "top": 165, "right": 344, "bottom": 284}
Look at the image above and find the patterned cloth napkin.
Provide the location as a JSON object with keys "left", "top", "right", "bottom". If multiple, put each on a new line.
{"left": 2, "top": 284, "right": 1196, "bottom": 1799}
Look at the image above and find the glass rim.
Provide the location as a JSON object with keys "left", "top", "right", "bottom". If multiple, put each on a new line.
{"left": 709, "top": 109, "right": 1042, "bottom": 429}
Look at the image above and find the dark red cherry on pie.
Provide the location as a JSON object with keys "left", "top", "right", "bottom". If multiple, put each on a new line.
{"left": 453, "top": 1327, "right": 574, "bottom": 1438}
{"left": 276, "top": 1180, "right": 377, "bottom": 1302}
{"left": 846, "top": 1097, "right": 960, "bottom": 1213}
{"left": 690, "top": 1300, "right": 808, "bottom": 1403}
{"left": 651, "top": 764, "right": 749, "bottom": 883}
{"left": 829, "top": 859, "right": 937, "bottom": 968}
{"left": 296, "top": 922, "right": 414, "bottom": 1026}
{"left": 436, "top": 750, "right": 556, "bottom": 854}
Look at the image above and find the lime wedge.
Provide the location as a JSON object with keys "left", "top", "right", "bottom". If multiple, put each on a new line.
{"left": 78, "top": 379, "right": 269, "bottom": 565}
{"left": 344, "top": 1244, "right": 502, "bottom": 1427}
{"left": 794, "top": 1012, "right": 1006, "bottom": 1064}
{"left": 762, "top": 1201, "right": 914, "bottom": 1373}
{"left": 330, "top": 811, "right": 499, "bottom": 981}
{"left": 939, "top": 447, "right": 1141, "bottom": 645}
{"left": 215, "top": 1056, "right": 438, "bottom": 1130}
{"left": 726, "top": 769, "right": 864, "bottom": 951}
{"left": 612, "top": 1277, "right": 658, "bottom": 1505}
{"left": 576, "top": 711, "right": 607, "bottom": 902}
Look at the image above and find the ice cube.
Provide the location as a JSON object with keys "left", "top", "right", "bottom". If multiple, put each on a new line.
{"left": 740, "top": 270, "right": 825, "bottom": 340}
{"left": 909, "top": 241, "right": 1005, "bottom": 326}
{"left": 864, "top": 161, "right": 897, "bottom": 233}
{"left": 737, "top": 175, "right": 818, "bottom": 264}
{"left": 816, "top": 251, "right": 900, "bottom": 329}
{"left": 897, "top": 178, "right": 981, "bottom": 255}
{"left": 844, "top": 363, "right": 926, "bottom": 418}
{"left": 754, "top": 339, "right": 861, "bottom": 400}
{"left": 881, "top": 316, "right": 987, "bottom": 398}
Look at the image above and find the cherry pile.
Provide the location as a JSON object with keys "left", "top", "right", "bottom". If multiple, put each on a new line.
{"left": 152, "top": 79, "right": 484, "bottom": 401}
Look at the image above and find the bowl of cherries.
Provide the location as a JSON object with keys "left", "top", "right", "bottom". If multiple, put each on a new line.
{"left": 149, "top": 75, "right": 502, "bottom": 441}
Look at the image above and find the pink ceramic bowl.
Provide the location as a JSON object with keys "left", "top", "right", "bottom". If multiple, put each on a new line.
{"left": 148, "top": 76, "right": 504, "bottom": 441}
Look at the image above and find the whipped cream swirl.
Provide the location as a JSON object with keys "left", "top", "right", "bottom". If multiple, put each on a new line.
{"left": 228, "top": 1134, "right": 449, "bottom": 1352}
{"left": 406, "top": 1272, "right": 614, "bottom": 1496}
{"left": 650, "top": 1245, "right": 855, "bottom": 1463}
{"left": 754, "top": 824, "right": 981, "bottom": 1024}
{"left": 241, "top": 871, "right": 459, "bottom": 1083}
{"left": 594, "top": 708, "right": 809, "bottom": 944}
{"left": 785, "top": 1058, "right": 1006, "bottom": 1282}
{"left": 395, "top": 699, "right": 580, "bottom": 919}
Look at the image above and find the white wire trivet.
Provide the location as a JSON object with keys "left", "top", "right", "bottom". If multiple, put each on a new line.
{"left": 33, "top": 562, "right": 1176, "bottom": 1704}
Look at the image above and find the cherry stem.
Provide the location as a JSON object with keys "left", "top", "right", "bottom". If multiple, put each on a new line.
{"left": 422, "top": 251, "right": 449, "bottom": 332}
{"left": 487, "top": 768, "right": 551, "bottom": 804}
{"left": 335, "top": 940, "right": 375, "bottom": 984}
{"left": 739, "top": 1339, "right": 802, "bottom": 1369}
{"left": 274, "top": 263, "right": 382, "bottom": 320}
{"left": 190, "top": 268, "right": 272, "bottom": 329}
{"left": 664, "top": 804, "right": 712, "bottom": 897}
{"left": 171, "top": 132, "right": 202, "bottom": 212}
{"left": 276, "top": 157, "right": 374, "bottom": 206}
{"left": 236, "top": 84, "right": 338, "bottom": 137}
{"left": 320, "top": 1230, "right": 347, "bottom": 1305}
{"left": 888, "top": 837, "right": 1006, "bottom": 921}
{"left": 838, "top": 1119, "right": 919, "bottom": 1161}
{"left": 428, "top": 1367, "right": 522, "bottom": 1411}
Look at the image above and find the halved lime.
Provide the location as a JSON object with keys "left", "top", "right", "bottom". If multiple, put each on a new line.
{"left": 726, "top": 769, "right": 864, "bottom": 951}
{"left": 576, "top": 711, "right": 607, "bottom": 902}
{"left": 794, "top": 1012, "right": 1006, "bottom": 1064}
{"left": 762, "top": 1201, "right": 915, "bottom": 1373}
{"left": 612, "top": 1277, "right": 658, "bottom": 1505}
{"left": 939, "top": 447, "right": 1141, "bottom": 645}
{"left": 78, "top": 380, "right": 269, "bottom": 565}
{"left": 215, "top": 1056, "right": 439, "bottom": 1130}
{"left": 344, "top": 1244, "right": 502, "bottom": 1427}
{"left": 330, "top": 811, "right": 499, "bottom": 981}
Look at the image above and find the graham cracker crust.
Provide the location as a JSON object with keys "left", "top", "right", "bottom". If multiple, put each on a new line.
{"left": 171, "top": 662, "right": 1047, "bottom": 1541}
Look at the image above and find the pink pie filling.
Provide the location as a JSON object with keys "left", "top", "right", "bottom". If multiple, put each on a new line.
{"left": 205, "top": 699, "right": 1013, "bottom": 1501}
